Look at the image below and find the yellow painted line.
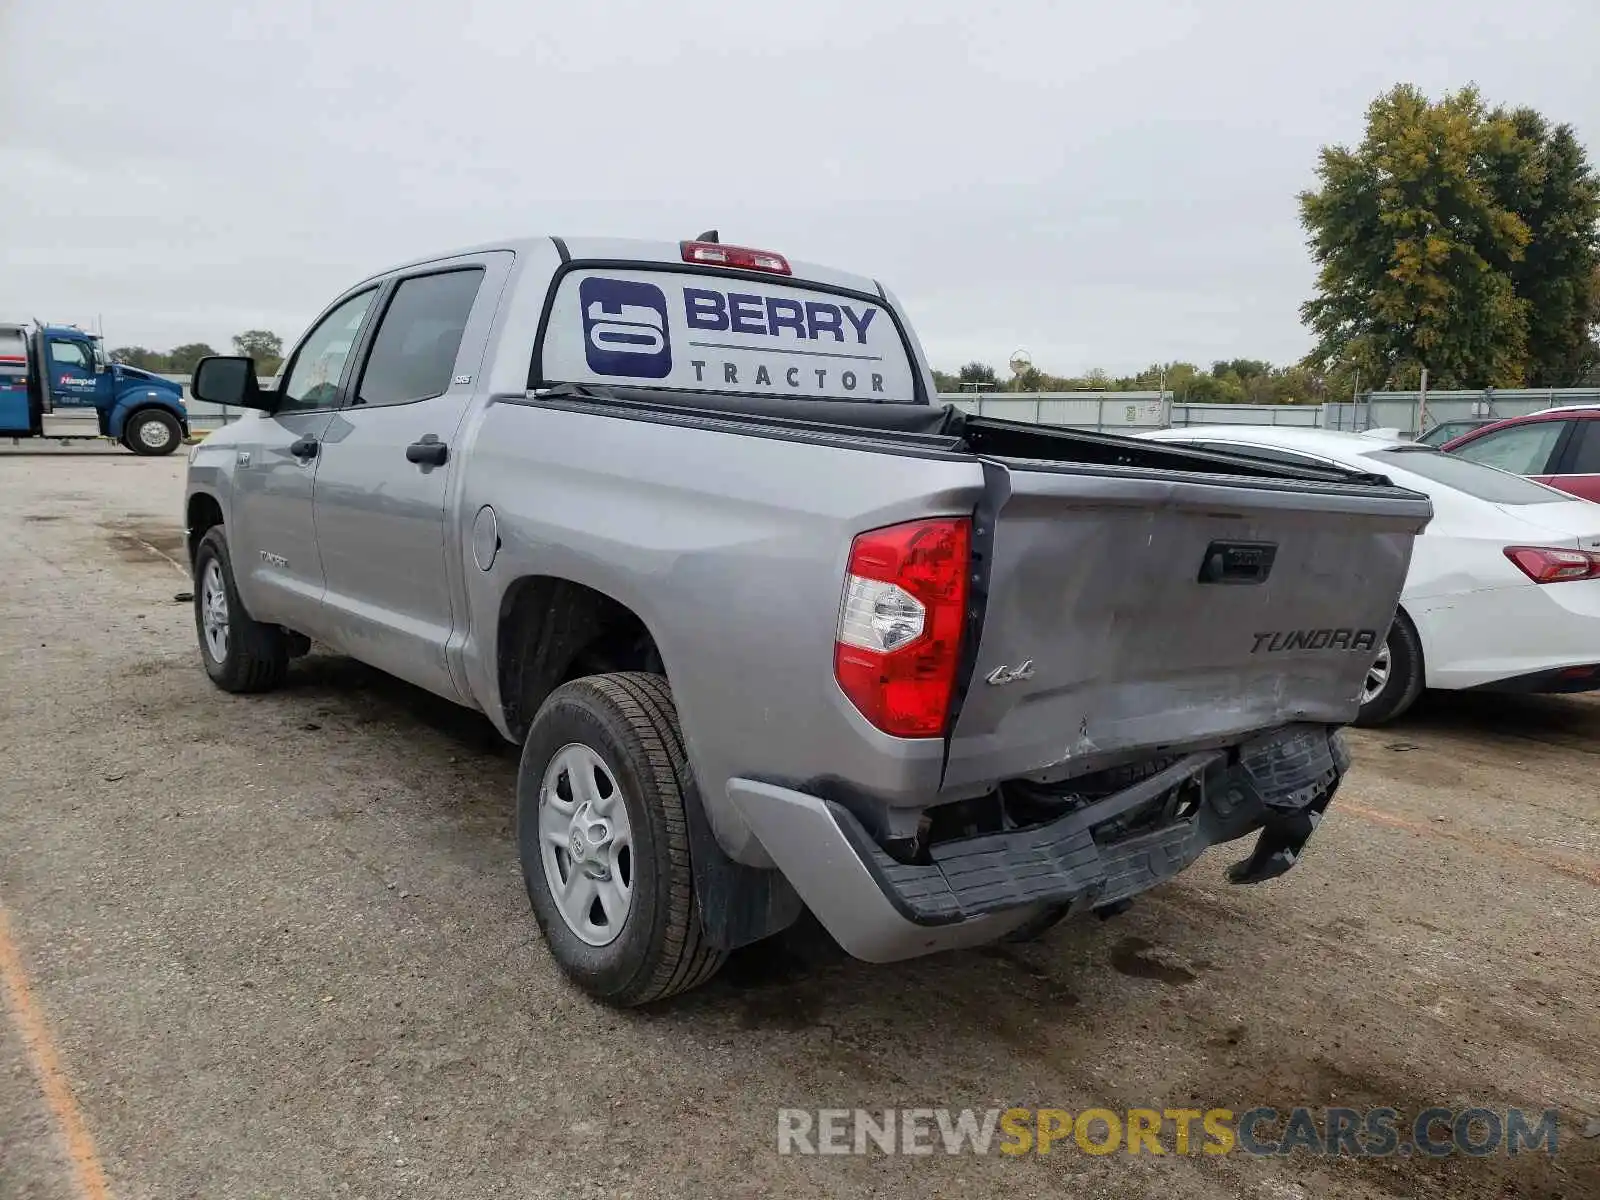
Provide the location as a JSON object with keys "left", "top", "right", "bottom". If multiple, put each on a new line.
{"left": 0, "top": 904, "right": 113, "bottom": 1200}
{"left": 1341, "top": 802, "right": 1600, "bottom": 888}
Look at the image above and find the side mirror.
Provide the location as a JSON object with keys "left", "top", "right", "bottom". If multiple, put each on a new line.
{"left": 191, "top": 356, "right": 271, "bottom": 410}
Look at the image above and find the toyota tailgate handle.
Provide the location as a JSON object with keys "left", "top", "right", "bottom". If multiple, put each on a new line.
{"left": 1198, "top": 541, "right": 1276, "bottom": 585}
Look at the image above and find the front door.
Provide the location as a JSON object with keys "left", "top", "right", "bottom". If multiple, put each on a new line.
{"left": 228, "top": 287, "right": 378, "bottom": 634}
{"left": 311, "top": 257, "right": 505, "bottom": 700}
{"left": 45, "top": 336, "right": 107, "bottom": 410}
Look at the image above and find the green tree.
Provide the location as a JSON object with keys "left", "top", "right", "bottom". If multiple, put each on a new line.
{"left": 232, "top": 330, "right": 285, "bottom": 375}
{"left": 166, "top": 343, "right": 218, "bottom": 374}
{"left": 1162, "top": 362, "right": 1202, "bottom": 399}
{"left": 1484, "top": 111, "right": 1600, "bottom": 385}
{"left": 956, "top": 361, "right": 998, "bottom": 388}
{"left": 1300, "top": 84, "right": 1535, "bottom": 389}
{"left": 109, "top": 347, "right": 169, "bottom": 371}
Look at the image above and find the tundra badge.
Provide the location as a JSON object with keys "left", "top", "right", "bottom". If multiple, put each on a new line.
{"left": 1251, "top": 629, "right": 1378, "bottom": 653}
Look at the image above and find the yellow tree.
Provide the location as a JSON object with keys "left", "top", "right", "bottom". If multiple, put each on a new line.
{"left": 1300, "top": 85, "right": 1532, "bottom": 388}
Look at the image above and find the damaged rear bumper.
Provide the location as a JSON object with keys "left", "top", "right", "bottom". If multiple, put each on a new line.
{"left": 726, "top": 724, "right": 1348, "bottom": 963}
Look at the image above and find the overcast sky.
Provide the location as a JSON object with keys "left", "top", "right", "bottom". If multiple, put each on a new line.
{"left": 3, "top": 0, "right": 1597, "bottom": 376}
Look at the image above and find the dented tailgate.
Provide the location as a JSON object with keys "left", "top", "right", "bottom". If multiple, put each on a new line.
{"left": 941, "top": 460, "right": 1432, "bottom": 792}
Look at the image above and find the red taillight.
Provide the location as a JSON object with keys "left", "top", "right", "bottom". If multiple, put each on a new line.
{"left": 1503, "top": 545, "right": 1600, "bottom": 584}
{"left": 834, "top": 517, "right": 971, "bottom": 738}
{"left": 680, "top": 240, "right": 792, "bottom": 275}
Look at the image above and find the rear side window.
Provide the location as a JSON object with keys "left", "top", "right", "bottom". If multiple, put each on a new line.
{"left": 1366, "top": 448, "right": 1567, "bottom": 504}
{"left": 1564, "top": 420, "right": 1600, "bottom": 474}
{"left": 356, "top": 269, "right": 484, "bottom": 407}
{"left": 1449, "top": 420, "right": 1567, "bottom": 475}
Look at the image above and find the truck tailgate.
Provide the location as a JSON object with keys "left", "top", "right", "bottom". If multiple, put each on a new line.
{"left": 943, "top": 460, "right": 1431, "bottom": 791}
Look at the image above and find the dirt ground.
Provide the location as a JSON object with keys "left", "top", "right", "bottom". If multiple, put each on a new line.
{"left": 1, "top": 447, "right": 1597, "bottom": 1200}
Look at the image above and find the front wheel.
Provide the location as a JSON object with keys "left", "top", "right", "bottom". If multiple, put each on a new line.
{"left": 193, "top": 528, "right": 288, "bottom": 693}
{"left": 1354, "top": 614, "right": 1424, "bottom": 727}
{"left": 516, "top": 673, "right": 725, "bottom": 1006}
{"left": 126, "top": 408, "right": 182, "bottom": 456}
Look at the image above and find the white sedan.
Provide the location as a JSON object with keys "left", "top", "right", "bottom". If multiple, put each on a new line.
{"left": 1140, "top": 426, "right": 1600, "bottom": 725}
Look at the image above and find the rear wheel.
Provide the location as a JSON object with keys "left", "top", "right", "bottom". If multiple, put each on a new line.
{"left": 517, "top": 673, "right": 725, "bottom": 1006}
{"left": 1354, "top": 613, "right": 1424, "bottom": 727}
{"left": 127, "top": 408, "right": 181, "bottom": 456}
{"left": 193, "top": 528, "right": 288, "bottom": 693}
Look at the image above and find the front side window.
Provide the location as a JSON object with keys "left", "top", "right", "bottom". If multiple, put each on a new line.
{"left": 278, "top": 289, "right": 377, "bottom": 413}
{"left": 50, "top": 340, "right": 91, "bottom": 371}
{"left": 354, "top": 270, "right": 484, "bottom": 408}
{"left": 1450, "top": 421, "right": 1567, "bottom": 475}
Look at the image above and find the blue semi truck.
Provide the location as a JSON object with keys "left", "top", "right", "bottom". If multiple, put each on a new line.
{"left": 1, "top": 322, "right": 189, "bottom": 455}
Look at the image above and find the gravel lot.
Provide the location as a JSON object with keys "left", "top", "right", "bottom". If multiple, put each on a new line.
{"left": 2, "top": 449, "right": 1597, "bottom": 1200}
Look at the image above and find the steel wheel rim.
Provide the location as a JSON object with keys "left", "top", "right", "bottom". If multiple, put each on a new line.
{"left": 1361, "top": 642, "right": 1392, "bottom": 704}
{"left": 538, "top": 743, "right": 634, "bottom": 947}
{"left": 200, "top": 559, "right": 229, "bottom": 662}
{"left": 137, "top": 417, "right": 171, "bottom": 449}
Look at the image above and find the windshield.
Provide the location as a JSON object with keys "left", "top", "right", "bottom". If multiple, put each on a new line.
{"left": 1364, "top": 447, "right": 1568, "bottom": 504}
{"left": 538, "top": 267, "right": 920, "bottom": 404}
{"left": 1415, "top": 422, "right": 1475, "bottom": 447}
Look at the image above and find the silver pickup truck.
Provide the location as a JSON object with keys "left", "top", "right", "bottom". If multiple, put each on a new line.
{"left": 186, "top": 235, "right": 1430, "bottom": 1005}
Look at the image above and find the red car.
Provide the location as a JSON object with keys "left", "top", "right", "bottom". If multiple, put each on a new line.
{"left": 1440, "top": 404, "right": 1600, "bottom": 502}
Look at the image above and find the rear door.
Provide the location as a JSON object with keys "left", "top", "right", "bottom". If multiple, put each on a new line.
{"left": 310, "top": 253, "right": 509, "bottom": 701}
{"left": 942, "top": 462, "right": 1431, "bottom": 791}
{"left": 1547, "top": 416, "right": 1600, "bottom": 502}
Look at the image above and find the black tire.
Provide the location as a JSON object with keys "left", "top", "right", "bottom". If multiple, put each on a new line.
{"left": 1354, "top": 612, "right": 1425, "bottom": 727}
{"left": 126, "top": 408, "right": 182, "bottom": 456}
{"left": 517, "top": 672, "right": 726, "bottom": 1006}
{"left": 193, "top": 527, "right": 288, "bottom": 693}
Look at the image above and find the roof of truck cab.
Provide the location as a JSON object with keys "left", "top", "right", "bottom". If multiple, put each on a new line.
{"left": 354, "top": 236, "right": 887, "bottom": 298}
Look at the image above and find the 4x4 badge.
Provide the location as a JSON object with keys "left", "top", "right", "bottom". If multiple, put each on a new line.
{"left": 986, "top": 660, "right": 1036, "bottom": 686}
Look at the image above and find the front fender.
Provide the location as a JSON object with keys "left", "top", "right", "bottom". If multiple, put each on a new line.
{"left": 184, "top": 439, "right": 239, "bottom": 564}
{"left": 108, "top": 389, "right": 188, "bottom": 438}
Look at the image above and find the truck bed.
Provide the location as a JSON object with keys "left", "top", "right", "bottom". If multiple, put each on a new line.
{"left": 515, "top": 387, "right": 1430, "bottom": 799}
